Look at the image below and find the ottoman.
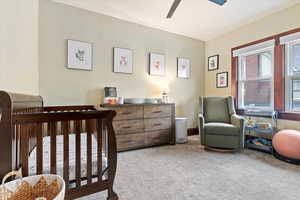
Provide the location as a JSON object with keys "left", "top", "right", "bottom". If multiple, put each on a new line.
{"left": 273, "top": 129, "right": 300, "bottom": 164}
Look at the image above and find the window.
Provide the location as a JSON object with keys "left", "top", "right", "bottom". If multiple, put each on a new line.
{"left": 232, "top": 28, "right": 300, "bottom": 120}
{"left": 285, "top": 40, "right": 300, "bottom": 112}
{"left": 237, "top": 48, "right": 274, "bottom": 111}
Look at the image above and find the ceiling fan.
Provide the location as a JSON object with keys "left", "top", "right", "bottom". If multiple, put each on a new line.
{"left": 166, "top": 0, "right": 228, "bottom": 18}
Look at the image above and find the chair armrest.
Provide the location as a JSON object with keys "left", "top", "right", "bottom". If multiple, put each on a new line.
{"left": 231, "top": 114, "right": 245, "bottom": 129}
{"left": 198, "top": 114, "right": 205, "bottom": 123}
{"left": 198, "top": 114, "right": 205, "bottom": 145}
{"left": 231, "top": 114, "right": 246, "bottom": 149}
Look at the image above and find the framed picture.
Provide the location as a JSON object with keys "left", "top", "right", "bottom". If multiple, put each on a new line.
{"left": 113, "top": 47, "right": 133, "bottom": 74}
{"left": 67, "top": 40, "right": 92, "bottom": 70}
{"left": 177, "top": 58, "right": 190, "bottom": 79}
{"left": 216, "top": 72, "right": 228, "bottom": 88}
{"left": 149, "top": 53, "right": 165, "bottom": 76}
{"left": 208, "top": 55, "right": 219, "bottom": 71}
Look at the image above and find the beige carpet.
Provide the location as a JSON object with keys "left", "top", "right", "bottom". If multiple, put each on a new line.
{"left": 79, "top": 136, "right": 300, "bottom": 200}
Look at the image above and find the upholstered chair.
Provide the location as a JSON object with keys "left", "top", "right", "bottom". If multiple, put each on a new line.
{"left": 198, "top": 96, "right": 245, "bottom": 150}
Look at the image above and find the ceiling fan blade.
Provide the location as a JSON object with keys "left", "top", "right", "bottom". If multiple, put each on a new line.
{"left": 208, "top": 0, "right": 227, "bottom": 6}
{"left": 166, "top": 0, "right": 182, "bottom": 18}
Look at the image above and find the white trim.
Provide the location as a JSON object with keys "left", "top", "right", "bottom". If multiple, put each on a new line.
{"left": 285, "top": 40, "right": 300, "bottom": 113}
{"left": 233, "top": 39, "right": 275, "bottom": 57}
{"left": 237, "top": 47, "right": 275, "bottom": 111}
{"left": 280, "top": 31, "right": 300, "bottom": 45}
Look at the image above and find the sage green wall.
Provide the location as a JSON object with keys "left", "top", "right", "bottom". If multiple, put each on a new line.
{"left": 39, "top": 0, "right": 205, "bottom": 127}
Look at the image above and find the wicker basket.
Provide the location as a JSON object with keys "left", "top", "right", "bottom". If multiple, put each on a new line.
{"left": 0, "top": 171, "right": 65, "bottom": 200}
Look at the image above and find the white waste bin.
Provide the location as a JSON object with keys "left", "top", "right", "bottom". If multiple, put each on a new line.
{"left": 176, "top": 118, "right": 188, "bottom": 144}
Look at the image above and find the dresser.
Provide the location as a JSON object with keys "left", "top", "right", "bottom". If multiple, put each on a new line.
{"left": 101, "top": 103, "right": 176, "bottom": 151}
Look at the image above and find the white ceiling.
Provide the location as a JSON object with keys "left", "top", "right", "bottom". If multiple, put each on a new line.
{"left": 53, "top": 0, "right": 300, "bottom": 41}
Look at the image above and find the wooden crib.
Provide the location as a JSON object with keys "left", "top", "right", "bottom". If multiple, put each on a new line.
{"left": 0, "top": 91, "right": 118, "bottom": 200}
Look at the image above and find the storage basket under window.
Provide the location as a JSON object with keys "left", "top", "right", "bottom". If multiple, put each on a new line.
{"left": 0, "top": 171, "right": 65, "bottom": 200}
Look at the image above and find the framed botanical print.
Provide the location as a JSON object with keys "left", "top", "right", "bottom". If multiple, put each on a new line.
{"left": 149, "top": 53, "right": 165, "bottom": 76}
{"left": 67, "top": 40, "right": 92, "bottom": 70}
{"left": 177, "top": 58, "right": 190, "bottom": 79}
{"left": 113, "top": 47, "right": 133, "bottom": 74}
{"left": 208, "top": 55, "right": 219, "bottom": 71}
{"left": 216, "top": 72, "right": 228, "bottom": 88}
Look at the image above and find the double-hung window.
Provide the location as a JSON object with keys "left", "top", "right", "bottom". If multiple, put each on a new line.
{"left": 282, "top": 33, "right": 300, "bottom": 112}
{"left": 234, "top": 40, "right": 275, "bottom": 111}
{"left": 232, "top": 28, "right": 300, "bottom": 120}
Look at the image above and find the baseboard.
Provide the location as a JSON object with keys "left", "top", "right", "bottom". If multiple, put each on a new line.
{"left": 187, "top": 128, "right": 199, "bottom": 136}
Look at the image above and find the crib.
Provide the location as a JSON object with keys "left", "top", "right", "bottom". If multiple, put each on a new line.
{"left": 0, "top": 91, "right": 118, "bottom": 200}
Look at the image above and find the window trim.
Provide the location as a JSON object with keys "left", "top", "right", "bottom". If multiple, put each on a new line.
{"left": 285, "top": 39, "right": 300, "bottom": 113}
{"left": 231, "top": 27, "right": 300, "bottom": 121}
{"left": 237, "top": 47, "right": 275, "bottom": 111}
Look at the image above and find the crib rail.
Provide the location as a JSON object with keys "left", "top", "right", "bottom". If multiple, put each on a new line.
{"left": 43, "top": 105, "right": 95, "bottom": 112}
{"left": 13, "top": 110, "right": 111, "bottom": 123}
{"left": 12, "top": 109, "right": 117, "bottom": 199}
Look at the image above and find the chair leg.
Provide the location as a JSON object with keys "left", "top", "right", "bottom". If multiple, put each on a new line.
{"left": 107, "top": 187, "right": 119, "bottom": 200}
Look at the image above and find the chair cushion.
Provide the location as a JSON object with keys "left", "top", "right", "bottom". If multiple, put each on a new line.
{"left": 204, "top": 123, "right": 240, "bottom": 136}
{"left": 204, "top": 97, "right": 230, "bottom": 123}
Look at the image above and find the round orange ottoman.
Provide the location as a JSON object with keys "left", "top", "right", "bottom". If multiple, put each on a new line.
{"left": 273, "top": 129, "right": 300, "bottom": 161}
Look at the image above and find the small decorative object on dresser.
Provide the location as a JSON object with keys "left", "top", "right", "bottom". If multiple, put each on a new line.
{"left": 161, "top": 85, "right": 170, "bottom": 103}
{"left": 104, "top": 87, "right": 118, "bottom": 104}
{"left": 67, "top": 40, "right": 92, "bottom": 70}
{"left": 149, "top": 53, "right": 165, "bottom": 76}
{"left": 101, "top": 103, "right": 176, "bottom": 151}
{"left": 216, "top": 72, "right": 228, "bottom": 88}
{"left": 208, "top": 55, "right": 219, "bottom": 71}
{"left": 177, "top": 58, "right": 191, "bottom": 79}
{"left": 113, "top": 47, "right": 133, "bottom": 74}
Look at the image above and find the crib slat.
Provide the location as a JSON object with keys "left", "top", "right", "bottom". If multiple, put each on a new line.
{"left": 62, "top": 121, "right": 70, "bottom": 185}
{"left": 16, "top": 124, "right": 21, "bottom": 168}
{"left": 75, "top": 120, "right": 82, "bottom": 187}
{"left": 36, "top": 123, "right": 43, "bottom": 174}
{"left": 20, "top": 124, "right": 29, "bottom": 177}
{"left": 49, "top": 122, "right": 57, "bottom": 174}
{"left": 96, "top": 119, "right": 103, "bottom": 181}
{"left": 86, "top": 120, "right": 93, "bottom": 184}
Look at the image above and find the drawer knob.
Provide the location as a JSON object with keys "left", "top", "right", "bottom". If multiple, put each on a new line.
{"left": 153, "top": 123, "right": 161, "bottom": 126}
{"left": 123, "top": 126, "right": 132, "bottom": 129}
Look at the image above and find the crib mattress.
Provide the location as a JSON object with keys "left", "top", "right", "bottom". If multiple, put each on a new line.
{"left": 29, "top": 133, "right": 107, "bottom": 181}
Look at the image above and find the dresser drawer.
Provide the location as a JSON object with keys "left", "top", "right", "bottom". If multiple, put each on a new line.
{"left": 112, "top": 106, "right": 143, "bottom": 120}
{"left": 144, "top": 118, "right": 171, "bottom": 131}
{"left": 116, "top": 133, "right": 145, "bottom": 151}
{"left": 113, "top": 120, "right": 144, "bottom": 135}
{"left": 144, "top": 105, "right": 171, "bottom": 118}
{"left": 145, "top": 130, "right": 170, "bottom": 146}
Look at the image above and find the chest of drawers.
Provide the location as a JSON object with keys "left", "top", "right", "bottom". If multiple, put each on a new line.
{"left": 101, "top": 103, "right": 175, "bottom": 151}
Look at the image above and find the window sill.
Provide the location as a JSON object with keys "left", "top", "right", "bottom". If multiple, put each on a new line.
{"left": 278, "top": 112, "right": 300, "bottom": 121}
{"left": 237, "top": 109, "right": 300, "bottom": 121}
{"left": 236, "top": 109, "right": 274, "bottom": 118}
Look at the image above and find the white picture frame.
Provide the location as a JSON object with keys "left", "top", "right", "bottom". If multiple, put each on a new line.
{"left": 177, "top": 58, "right": 191, "bottom": 79}
{"left": 149, "top": 53, "right": 165, "bottom": 76}
{"left": 67, "top": 40, "right": 92, "bottom": 70}
{"left": 113, "top": 48, "right": 133, "bottom": 74}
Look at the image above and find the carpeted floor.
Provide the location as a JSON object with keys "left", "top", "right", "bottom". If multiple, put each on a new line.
{"left": 79, "top": 136, "right": 300, "bottom": 200}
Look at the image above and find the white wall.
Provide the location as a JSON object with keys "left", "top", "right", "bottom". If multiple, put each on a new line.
{"left": 39, "top": 0, "right": 205, "bottom": 128}
{"left": 0, "top": 0, "right": 39, "bottom": 95}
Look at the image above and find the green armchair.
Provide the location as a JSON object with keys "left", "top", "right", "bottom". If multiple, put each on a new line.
{"left": 198, "top": 96, "right": 245, "bottom": 150}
